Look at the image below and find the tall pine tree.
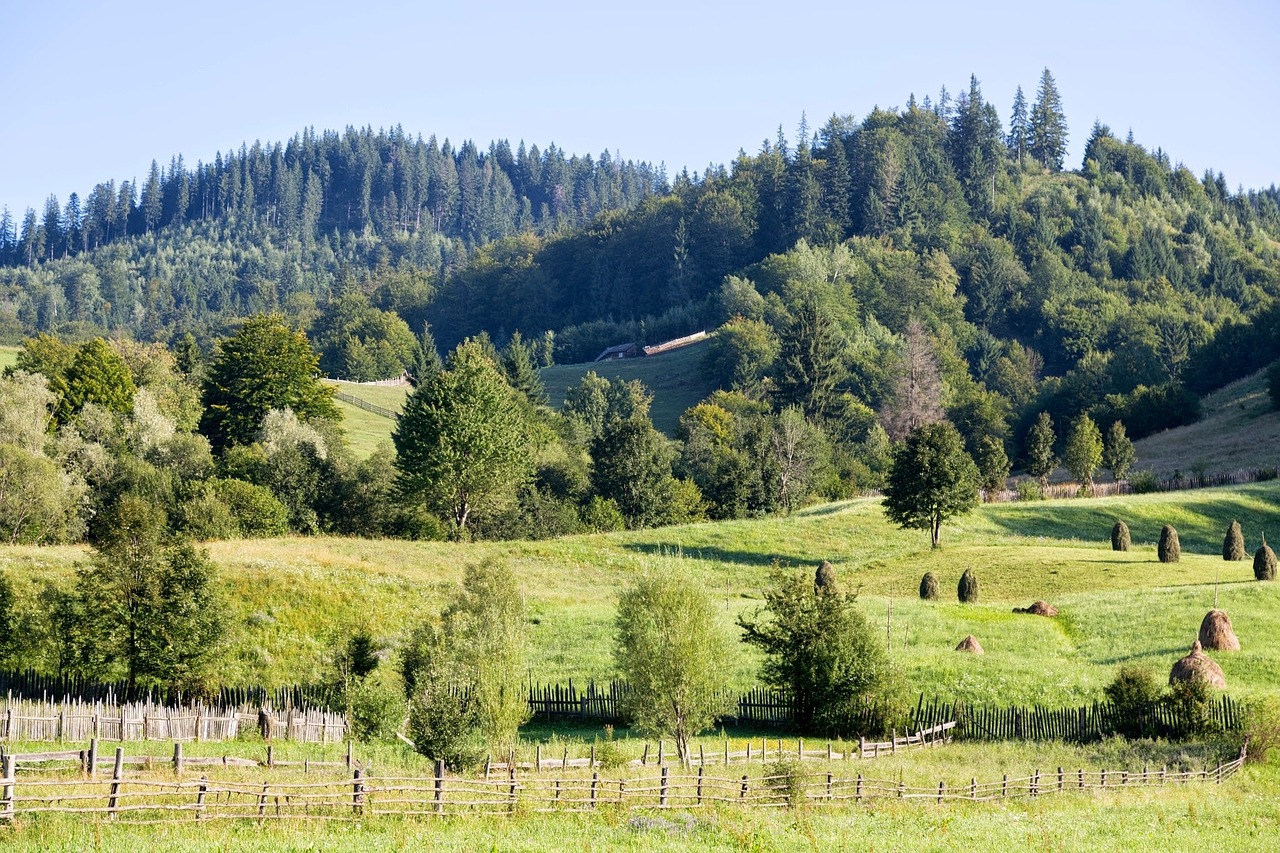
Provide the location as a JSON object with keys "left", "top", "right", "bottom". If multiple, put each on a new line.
{"left": 1028, "top": 68, "right": 1068, "bottom": 172}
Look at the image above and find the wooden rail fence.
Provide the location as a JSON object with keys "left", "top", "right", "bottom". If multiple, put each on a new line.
{"left": 0, "top": 698, "right": 346, "bottom": 744}
{"left": 0, "top": 744, "right": 1246, "bottom": 824}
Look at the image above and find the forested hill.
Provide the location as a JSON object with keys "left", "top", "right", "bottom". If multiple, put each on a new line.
{"left": 3, "top": 70, "right": 1280, "bottom": 439}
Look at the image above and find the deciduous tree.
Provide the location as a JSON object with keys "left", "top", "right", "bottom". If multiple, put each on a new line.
{"left": 882, "top": 421, "right": 979, "bottom": 548}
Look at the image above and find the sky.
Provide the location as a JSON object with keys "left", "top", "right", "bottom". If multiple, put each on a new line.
{"left": 2, "top": 0, "right": 1277, "bottom": 217}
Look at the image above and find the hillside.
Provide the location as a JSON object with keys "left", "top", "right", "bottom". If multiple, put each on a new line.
{"left": 4, "top": 482, "right": 1278, "bottom": 705}
{"left": 540, "top": 337, "right": 717, "bottom": 435}
{"left": 1132, "top": 368, "right": 1280, "bottom": 477}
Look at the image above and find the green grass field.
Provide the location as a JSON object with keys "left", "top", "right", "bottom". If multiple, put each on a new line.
{"left": 0, "top": 345, "right": 19, "bottom": 371}
{"left": 540, "top": 339, "right": 719, "bottom": 435}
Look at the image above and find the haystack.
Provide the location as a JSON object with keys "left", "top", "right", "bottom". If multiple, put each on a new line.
{"left": 955, "top": 635, "right": 984, "bottom": 654}
{"left": 1013, "top": 600, "right": 1059, "bottom": 617}
{"left": 1198, "top": 609, "right": 1240, "bottom": 652}
{"left": 1168, "top": 639, "right": 1226, "bottom": 689}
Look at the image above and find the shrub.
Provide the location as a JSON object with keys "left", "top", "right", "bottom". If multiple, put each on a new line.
{"left": 408, "top": 677, "right": 482, "bottom": 770}
{"left": 1104, "top": 665, "right": 1161, "bottom": 738}
{"left": 1242, "top": 696, "right": 1280, "bottom": 764}
{"left": 593, "top": 725, "right": 629, "bottom": 771}
{"left": 1164, "top": 676, "right": 1218, "bottom": 738}
{"left": 919, "top": 571, "right": 939, "bottom": 600}
{"left": 1111, "top": 520, "right": 1130, "bottom": 552}
{"left": 349, "top": 678, "right": 408, "bottom": 742}
{"left": 763, "top": 760, "right": 808, "bottom": 809}
{"left": 957, "top": 568, "right": 979, "bottom": 603}
{"left": 1255, "top": 536, "right": 1277, "bottom": 581}
{"left": 1016, "top": 479, "right": 1044, "bottom": 501}
{"left": 1158, "top": 525, "right": 1180, "bottom": 563}
{"left": 1223, "top": 520, "right": 1246, "bottom": 561}
{"left": 1128, "top": 470, "right": 1161, "bottom": 494}
{"left": 210, "top": 478, "right": 290, "bottom": 537}
{"left": 580, "top": 495, "right": 626, "bottom": 532}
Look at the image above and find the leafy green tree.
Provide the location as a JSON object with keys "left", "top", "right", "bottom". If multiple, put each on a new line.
{"left": 11, "top": 333, "right": 75, "bottom": 383}
{"left": 311, "top": 291, "right": 418, "bottom": 381}
{"left": 590, "top": 416, "right": 677, "bottom": 529}
{"left": 1103, "top": 420, "right": 1136, "bottom": 481}
{"left": 200, "top": 314, "right": 338, "bottom": 452}
{"left": 394, "top": 340, "right": 532, "bottom": 533}
{"left": 882, "top": 421, "right": 979, "bottom": 548}
{"left": 1026, "top": 411, "right": 1057, "bottom": 487}
{"left": 739, "top": 564, "right": 900, "bottom": 735}
{"left": 974, "top": 435, "right": 1010, "bottom": 497}
{"left": 1028, "top": 67, "right": 1068, "bottom": 171}
{"left": 1064, "top": 414, "right": 1103, "bottom": 494}
{"left": 54, "top": 338, "right": 136, "bottom": 426}
{"left": 0, "top": 443, "right": 87, "bottom": 544}
{"left": 74, "top": 496, "right": 225, "bottom": 692}
{"left": 704, "top": 317, "right": 780, "bottom": 392}
{"left": 615, "top": 569, "right": 733, "bottom": 762}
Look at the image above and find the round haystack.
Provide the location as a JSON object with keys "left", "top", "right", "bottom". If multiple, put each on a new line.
{"left": 815, "top": 560, "right": 840, "bottom": 594}
{"left": 1254, "top": 535, "right": 1277, "bottom": 581}
{"left": 919, "top": 571, "right": 939, "bottom": 600}
{"left": 1158, "top": 525, "right": 1180, "bottom": 563}
{"left": 1223, "top": 520, "right": 1245, "bottom": 561}
{"left": 1168, "top": 640, "right": 1226, "bottom": 689}
{"left": 1111, "top": 520, "right": 1130, "bottom": 552}
{"left": 958, "top": 568, "right": 979, "bottom": 603}
{"left": 955, "top": 635, "right": 984, "bottom": 654}
{"left": 1198, "top": 609, "right": 1240, "bottom": 652}
{"left": 1014, "top": 600, "right": 1059, "bottom": 616}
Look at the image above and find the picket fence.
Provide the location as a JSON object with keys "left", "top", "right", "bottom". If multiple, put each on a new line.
{"left": 0, "top": 697, "right": 346, "bottom": 744}
{"left": 0, "top": 743, "right": 1247, "bottom": 824}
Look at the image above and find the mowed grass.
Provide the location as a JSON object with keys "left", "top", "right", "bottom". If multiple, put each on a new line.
{"left": 322, "top": 380, "right": 409, "bottom": 459}
{"left": 1134, "top": 368, "right": 1280, "bottom": 477}
{"left": 4, "top": 483, "right": 1280, "bottom": 707}
{"left": 540, "top": 338, "right": 719, "bottom": 435}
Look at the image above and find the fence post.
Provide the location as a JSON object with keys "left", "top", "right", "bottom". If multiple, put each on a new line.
{"left": 642, "top": 743, "right": 649, "bottom": 766}
{"left": 435, "top": 759, "right": 445, "bottom": 815}
{"left": 195, "top": 709, "right": 203, "bottom": 743}
{"left": 856, "top": 773, "right": 863, "bottom": 801}
{"left": 352, "top": 767, "right": 365, "bottom": 816}
{"left": 267, "top": 745, "right": 275, "bottom": 769}
{"left": 563, "top": 748, "right": 569, "bottom": 772}
{"left": 1217, "top": 760, "right": 1223, "bottom": 784}
{"left": 346, "top": 741, "right": 354, "bottom": 770}
{"left": 108, "top": 747, "right": 124, "bottom": 818}
{"left": 196, "top": 775, "right": 208, "bottom": 820}
{"left": 740, "top": 774, "right": 748, "bottom": 800}
{"left": 2, "top": 754, "right": 14, "bottom": 823}
{"left": 697, "top": 766, "right": 705, "bottom": 805}
{"left": 859, "top": 736, "right": 865, "bottom": 759}
{"left": 937, "top": 780, "right": 945, "bottom": 803}
{"left": 591, "top": 772, "right": 599, "bottom": 808}
{"left": 257, "top": 783, "right": 268, "bottom": 819}
{"left": 119, "top": 707, "right": 126, "bottom": 742}
{"left": 660, "top": 766, "right": 669, "bottom": 807}
{"left": 657, "top": 740, "right": 664, "bottom": 765}
{"left": 1101, "top": 768, "right": 1107, "bottom": 788}
{"left": 93, "top": 713, "right": 100, "bottom": 741}
{"left": 1078, "top": 768, "right": 1084, "bottom": 789}
{"left": 1058, "top": 766, "right": 1064, "bottom": 791}
{"left": 1032, "top": 769, "right": 1039, "bottom": 796}
{"left": 745, "top": 742, "right": 750, "bottom": 763}
{"left": 174, "top": 742, "right": 183, "bottom": 776}
{"left": 797, "top": 738, "right": 803, "bottom": 760}
{"left": 587, "top": 746, "right": 593, "bottom": 771}
{"left": 4, "top": 708, "right": 11, "bottom": 741}
{"left": 827, "top": 772, "right": 834, "bottom": 801}
{"left": 891, "top": 729, "right": 897, "bottom": 755}
{"left": 1002, "top": 774, "right": 1008, "bottom": 798}
{"left": 508, "top": 764, "right": 517, "bottom": 814}
{"left": 971, "top": 777, "right": 977, "bottom": 800}
{"left": 535, "top": 744, "right": 541, "bottom": 773}
{"left": 88, "top": 737, "right": 98, "bottom": 780}
{"left": 827, "top": 742, "right": 832, "bottom": 762}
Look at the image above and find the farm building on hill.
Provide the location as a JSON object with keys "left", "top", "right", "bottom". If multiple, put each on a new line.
{"left": 594, "top": 342, "right": 641, "bottom": 361}
{"left": 594, "top": 331, "right": 709, "bottom": 362}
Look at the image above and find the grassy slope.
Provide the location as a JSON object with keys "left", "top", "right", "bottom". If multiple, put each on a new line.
{"left": 1132, "top": 368, "right": 1280, "bottom": 477}
{"left": 5, "top": 483, "right": 1280, "bottom": 706}
{"left": 322, "top": 381, "right": 409, "bottom": 459}
{"left": 0, "top": 345, "right": 18, "bottom": 370}
{"left": 540, "top": 338, "right": 719, "bottom": 435}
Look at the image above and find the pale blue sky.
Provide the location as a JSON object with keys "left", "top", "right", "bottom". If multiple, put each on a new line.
{"left": 2, "top": 0, "right": 1276, "bottom": 217}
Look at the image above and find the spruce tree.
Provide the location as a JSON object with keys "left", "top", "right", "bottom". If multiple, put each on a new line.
{"left": 1008, "top": 86, "right": 1029, "bottom": 168}
{"left": 1028, "top": 68, "right": 1068, "bottom": 171}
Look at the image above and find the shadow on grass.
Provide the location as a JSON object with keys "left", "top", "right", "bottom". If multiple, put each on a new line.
{"left": 622, "top": 542, "right": 818, "bottom": 569}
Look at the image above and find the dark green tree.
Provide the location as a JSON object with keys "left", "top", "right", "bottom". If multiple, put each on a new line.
{"left": 773, "top": 297, "right": 847, "bottom": 419}
{"left": 393, "top": 339, "right": 532, "bottom": 533}
{"left": 739, "top": 564, "right": 900, "bottom": 735}
{"left": 1103, "top": 421, "right": 1136, "bottom": 481}
{"left": 1028, "top": 67, "right": 1068, "bottom": 171}
{"left": 501, "top": 331, "right": 547, "bottom": 405}
{"left": 882, "top": 421, "right": 980, "bottom": 548}
{"left": 590, "top": 416, "right": 677, "bottom": 529}
{"left": 54, "top": 338, "right": 136, "bottom": 426}
{"left": 1064, "top": 414, "right": 1103, "bottom": 494}
{"left": 200, "top": 314, "right": 338, "bottom": 452}
{"left": 1007, "top": 85, "right": 1029, "bottom": 168}
{"left": 974, "top": 435, "right": 1010, "bottom": 497}
{"left": 1026, "top": 412, "right": 1057, "bottom": 488}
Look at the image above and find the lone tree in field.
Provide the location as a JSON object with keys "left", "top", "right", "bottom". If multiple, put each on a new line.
{"left": 394, "top": 339, "right": 533, "bottom": 534}
{"left": 1111, "top": 520, "right": 1131, "bottom": 551}
{"left": 1025, "top": 412, "right": 1057, "bottom": 488}
{"left": 974, "top": 435, "right": 1011, "bottom": 498}
{"left": 1064, "top": 414, "right": 1103, "bottom": 495}
{"left": 1102, "top": 421, "right": 1135, "bottom": 482}
{"left": 739, "top": 564, "right": 900, "bottom": 736}
{"left": 958, "top": 567, "right": 980, "bottom": 603}
{"left": 1255, "top": 535, "right": 1277, "bottom": 581}
{"left": 1223, "top": 521, "right": 1246, "bottom": 561}
{"left": 883, "top": 421, "right": 979, "bottom": 548}
{"left": 200, "top": 314, "right": 338, "bottom": 452}
{"left": 615, "top": 569, "right": 734, "bottom": 762}
{"left": 919, "top": 571, "right": 939, "bottom": 600}
{"left": 1158, "top": 525, "right": 1181, "bottom": 563}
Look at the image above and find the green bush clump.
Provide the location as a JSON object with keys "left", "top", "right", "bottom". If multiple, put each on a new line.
{"left": 919, "top": 571, "right": 939, "bottom": 600}
{"left": 1015, "top": 480, "right": 1044, "bottom": 501}
{"left": 1111, "top": 520, "right": 1130, "bottom": 552}
{"left": 1128, "top": 470, "right": 1161, "bottom": 494}
{"left": 957, "top": 568, "right": 979, "bottom": 603}
{"left": 1104, "top": 665, "right": 1161, "bottom": 738}
{"left": 1255, "top": 535, "right": 1277, "bottom": 581}
{"left": 1223, "top": 520, "right": 1245, "bottom": 561}
{"left": 1158, "top": 525, "right": 1180, "bottom": 563}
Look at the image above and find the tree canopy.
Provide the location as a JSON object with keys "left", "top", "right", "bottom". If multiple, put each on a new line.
{"left": 882, "top": 421, "right": 980, "bottom": 547}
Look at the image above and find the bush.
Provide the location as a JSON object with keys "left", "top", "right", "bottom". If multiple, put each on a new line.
{"left": 580, "top": 495, "right": 626, "bottom": 532}
{"left": 1111, "top": 520, "right": 1130, "bottom": 552}
{"left": 210, "top": 478, "right": 290, "bottom": 537}
{"left": 1164, "top": 676, "right": 1218, "bottom": 738}
{"left": 593, "top": 725, "right": 629, "bottom": 771}
{"left": 1158, "top": 525, "right": 1180, "bottom": 563}
{"left": 1104, "top": 665, "right": 1161, "bottom": 738}
{"left": 1255, "top": 536, "right": 1277, "bottom": 581}
{"left": 957, "top": 568, "right": 979, "bottom": 603}
{"left": 919, "top": 571, "right": 939, "bottom": 600}
{"left": 1128, "top": 470, "right": 1161, "bottom": 494}
{"left": 407, "top": 679, "right": 482, "bottom": 770}
{"left": 763, "top": 760, "right": 808, "bottom": 809}
{"left": 1242, "top": 696, "right": 1280, "bottom": 764}
{"left": 1015, "top": 479, "right": 1044, "bottom": 501}
{"left": 1223, "top": 520, "right": 1246, "bottom": 561}
{"left": 349, "top": 678, "right": 408, "bottom": 742}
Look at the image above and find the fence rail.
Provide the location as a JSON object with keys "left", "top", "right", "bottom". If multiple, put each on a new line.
{"left": 1, "top": 698, "right": 346, "bottom": 745}
{"left": 0, "top": 744, "right": 1246, "bottom": 824}
{"left": 332, "top": 391, "right": 399, "bottom": 419}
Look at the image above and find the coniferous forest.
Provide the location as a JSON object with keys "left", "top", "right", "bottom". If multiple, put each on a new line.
{"left": 2, "top": 69, "right": 1280, "bottom": 550}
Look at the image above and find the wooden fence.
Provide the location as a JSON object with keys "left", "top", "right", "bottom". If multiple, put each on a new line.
{"left": 0, "top": 743, "right": 1246, "bottom": 824}
{"left": 0, "top": 698, "right": 346, "bottom": 744}
{"left": 332, "top": 390, "right": 399, "bottom": 419}
{"left": 987, "top": 467, "right": 1275, "bottom": 503}
{"left": 0, "top": 670, "right": 332, "bottom": 710}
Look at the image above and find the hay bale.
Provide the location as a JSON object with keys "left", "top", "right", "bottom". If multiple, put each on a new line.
{"left": 1111, "top": 520, "right": 1130, "bottom": 552}
{"left": 1158, "top": 525, "right": 1180, "bottom": 563}
{"left": 1198, "top": 609, "right": 1240, "bottom": 652}
{"left": 1254, "top": 535, "right": 1277, "bottom": 581}
{"left": 957, "top": 568, "right": 979, "bottom": 603}
{"left": 1223, "top": 520, "right": 1245, "bottom": 561}
{"left": 1168, "top": 640, "right": 1226, "bottom": 689}
{"left": 919, "top": 571, "right": 939, "bottom": 600}
{"left": 1013, "top": 600, "right": 1059, "bottom": 617}
{"left": 815, "top": 560, "right": 840, "bottom": 595}
{"left": 955, "top": 635, "right": 984, "bottom": 654}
